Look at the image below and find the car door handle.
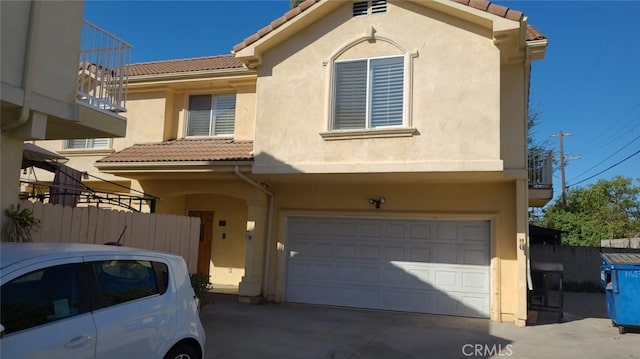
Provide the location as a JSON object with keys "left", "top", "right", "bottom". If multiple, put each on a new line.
{"left": 65, "top": 334, "right": 93, "bottom": 348}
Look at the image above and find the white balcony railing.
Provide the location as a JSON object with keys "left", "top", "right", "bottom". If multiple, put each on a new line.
{"left": 528, "top": 150, "right": 553, "bottom": 189}
{"left": 76, "top": 20, "right": 132, "bottom": 114}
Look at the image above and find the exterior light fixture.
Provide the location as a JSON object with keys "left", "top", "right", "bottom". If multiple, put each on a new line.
{"left": 369, "top": 197, "right": 386, "bottom": 209}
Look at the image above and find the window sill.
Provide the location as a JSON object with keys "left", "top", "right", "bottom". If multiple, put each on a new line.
{"left": 319, "top": 127, "right": 418, "bottom": 141}
{"left": 59, "top": 148, "right": 114, "bottom": 156}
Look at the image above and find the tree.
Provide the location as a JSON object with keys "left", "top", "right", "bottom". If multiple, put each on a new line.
{"left": 290, "top": 0, "right": 305, "bottom": 8}
{"left": 540, "top": 176, "right": 640, "bottom": 246}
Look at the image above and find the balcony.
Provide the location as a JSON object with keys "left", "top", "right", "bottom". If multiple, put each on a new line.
{"left": 67, "top": 20, "right": 132, "bottom": 139}
{"left": 528, "top": 150, "right": 553, "bottom": 207}
{"left": 76, "top": 20, "right": 131, "bottom": 115}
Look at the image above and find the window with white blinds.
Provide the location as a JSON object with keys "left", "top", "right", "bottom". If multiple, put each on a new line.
{"left": 65, "top": 138, "right": 110, "bottom": 150}
{"left": 187, "top": 94, "right": 236, "bottom": 137}
{"left": 333, "top": 56, "right": 403, "bottom": 130}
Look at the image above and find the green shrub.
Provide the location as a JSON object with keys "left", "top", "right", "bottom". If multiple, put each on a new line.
{"left": 189, "top": 273, "right": 214, "bottom": 305}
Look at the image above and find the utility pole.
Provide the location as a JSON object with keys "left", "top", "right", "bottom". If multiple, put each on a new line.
{"left": 552, "top": 130, "right": 572, "bottom": 207}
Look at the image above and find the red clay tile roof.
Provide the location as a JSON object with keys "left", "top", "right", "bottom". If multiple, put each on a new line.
{"left": 526, "top": 25, "right": 546, "bottom": 41}
{"left": 126, "top": 55, "right": 245, "bottom": 77}
{"left": 97, "top": 139, "right": 253, "bottom": 163}
{"left": 232, "top": 0, "right": 546, "bottom": 53}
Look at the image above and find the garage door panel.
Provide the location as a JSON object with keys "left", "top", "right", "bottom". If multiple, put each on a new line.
{"left": 289, "top": 241, "right": 311, "bottom": 257}
{"left": 361, "top": 222, "right": 383, "bottom": 237}
{"left": 436, "top": 223, "right": 459, "bottom": 241}
{"left": 434, "top": 270, "right": 461, "bottom": 292}
{"left": 435, "top": 244, "right": 458, "bottom": 264}
{"left": 336, "top": 222, "right": 358, "bottom": 237}
{"left": 462, "top": 247, "right": 489, "bottom": 265}
{"left": 336, "top": 244, "right": 357, "bottom": 258}
{"left": 336, "top": 264, "right": 357, "bottom": 281}
{"left": 286, "top": 218, "right": 490, "bottom": 318}
{"left": 408, "top": 246, "right": 432, "bottom": 262}
{"left": 313, "top": 242, "right": 333, "bottom": 258}
{"left": 462, "top": 225, "right": 488, "bottom": 242}
{"left": 360, "top": 245, "right": 381, "bottom": 260}
{"left": 409, "top": 223, "right": 431, "bottom": 239}
{"left": 311, "top": 221, "right": 334, "bottom": 236}
{"left": 359, "top": 266, "right": 380, "bottom": 283}
{"left": 289, "top": 220, "right": 312, "bottom": 236}
{"left": 384, "top": 246, "right": 405, "bottom": 261}
{"left": 460, "top": 295, "right": 490, "bottom": 317}
{"left": 462, "top": 272, "right": 489, "bottom": 292}
{"left": 385, "top": 223, "right": 407, "bottom": 239}
{"left": 383, "top": 266, "right": 406, "bottom": 285}
{"left": 406, "top": 268, "right": 433, "bottom": 289}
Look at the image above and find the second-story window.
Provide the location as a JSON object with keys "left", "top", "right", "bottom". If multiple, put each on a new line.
{"left": 187, "top": 94, "right": 236, "bottom": 137}
{"left": 65, "top": 138, "right": 110, "bottom": 150}
{"left": 333, "top": 56, "right": 404, "bottom": 130}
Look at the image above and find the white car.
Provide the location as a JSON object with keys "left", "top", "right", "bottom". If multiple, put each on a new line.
{"left": 0, "top": 242, "right": 205, "bottom": 359}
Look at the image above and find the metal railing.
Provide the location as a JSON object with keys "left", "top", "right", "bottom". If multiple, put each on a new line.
{"left": 76, "top": 20, "right": 132, "bottom": 114}
{"left": 528, "top": 150, "right": 553, "bottom": 189}
{"left": 20, "top": 179, "right": 157, "bottom": 213}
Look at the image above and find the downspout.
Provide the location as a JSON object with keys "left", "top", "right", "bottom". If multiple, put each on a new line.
{"left": 234, "top": 165, "right": 274, "bottom": 299}
{"left": 2, "top": 1, "right": 40, "bottom": 132}
{"left": 524, "top": 47, "right": 533, "bottom": 292}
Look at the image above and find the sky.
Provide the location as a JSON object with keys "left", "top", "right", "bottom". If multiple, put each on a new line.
{"left": 84, "top": 0, "right": 640, "bottom": 198}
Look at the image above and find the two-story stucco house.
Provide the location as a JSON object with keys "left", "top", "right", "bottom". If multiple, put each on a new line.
{"left": 30, "top": 0, "right": 550, "bottom": 326}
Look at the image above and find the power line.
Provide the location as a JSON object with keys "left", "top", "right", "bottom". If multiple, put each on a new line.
{"left": 568, "top": 134, "right": 640, "bottom": 183}
{"left": 567, "top": 149, "right": 640, "bottom": 188}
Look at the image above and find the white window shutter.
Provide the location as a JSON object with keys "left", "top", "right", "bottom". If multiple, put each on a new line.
{"left": 370, "top": 57, "right": 403, "bottom": 128}
{"left": 66, "top": 138, "right": 109, "bottom": 149}
{"left": 213, "top": 95, "right": 236, "bottom": 135}
{"left": 334, "top": 61, "right": 367, "bottom": 129}
{"left": 188, "top": 95, "right": 213, "bottom": 136}
{"left": 66, "top": 139, "right": 88, "bottom": 149}
{"left": 91, "top": 138, "right": 110, "bottom": 148}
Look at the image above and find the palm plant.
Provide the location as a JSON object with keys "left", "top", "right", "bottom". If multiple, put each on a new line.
{"left": 3, "top": 204, "right": 41, "bottom": 242}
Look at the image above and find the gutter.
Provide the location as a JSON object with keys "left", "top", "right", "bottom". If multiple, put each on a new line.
{"left": 2, "top": 1, "right": 40, "bottom": 132}
{"left": 127, "top": 68, "right": 253, "bottom": 83}
{"left": 95, "top": 160, "right": 252, "bottom": 170}
{"left": 234, "top": 165, "right": 274, "bottom": 299}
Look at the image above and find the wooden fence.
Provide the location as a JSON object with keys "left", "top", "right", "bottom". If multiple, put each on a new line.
{"left": 531, "top": 244, "right": 640, "bottom": 285}
{"left": 18, "top": 200, "right": 201, "bottom": 273}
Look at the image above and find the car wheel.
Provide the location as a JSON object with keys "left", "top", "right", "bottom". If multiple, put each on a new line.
{"left": 164, "top": 343, "right": 198, "bottom": 359}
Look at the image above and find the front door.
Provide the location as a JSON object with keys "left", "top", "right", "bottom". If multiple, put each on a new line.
{"left": 189, "top": 211, "right": 214, "bottom": 276}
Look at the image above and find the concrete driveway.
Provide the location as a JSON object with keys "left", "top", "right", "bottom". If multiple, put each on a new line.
{"left": 200, "top": 292, "right": 639, "bottom": 359}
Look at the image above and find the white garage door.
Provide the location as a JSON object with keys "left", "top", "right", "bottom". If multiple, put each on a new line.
{"left": 286, "top": 217, "right": 490, "bottom": 318}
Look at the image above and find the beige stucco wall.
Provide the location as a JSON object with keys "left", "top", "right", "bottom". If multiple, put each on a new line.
{"left": 261, "top": 180, "right": 518, "bottom": 322}
{"left": 252, "top": 1, "right": 514, "bottom": 175}
{"left": 1, "top": 1, "right": 83, "bottom": 108}
{"left": 500, "top": 63, "right": 527, "bottom": 171}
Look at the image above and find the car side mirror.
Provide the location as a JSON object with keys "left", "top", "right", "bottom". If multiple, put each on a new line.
{"left": 0, "top": 323, "right": 5, "bottom": 338}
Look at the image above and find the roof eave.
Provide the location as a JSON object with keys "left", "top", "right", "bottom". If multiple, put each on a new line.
{"left": 525, "top": 39, "right": 548, "bottom": 61}
{"left": 128, "top": 67, "right": 253, "bottom": 82}
{"left": 96, "top": 160, "right": 253, "bottom": 169}
{"left": 233, "top": 0, "right": 335, "bottom": 68}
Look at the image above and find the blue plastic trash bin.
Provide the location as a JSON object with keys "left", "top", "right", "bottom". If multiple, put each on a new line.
{"left": 600, "top": 253, "right": 640, "bottom": 334}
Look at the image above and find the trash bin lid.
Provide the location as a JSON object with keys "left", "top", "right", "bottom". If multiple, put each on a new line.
{"left": 601, "top": 253, "right": 640, "bottom": 266}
